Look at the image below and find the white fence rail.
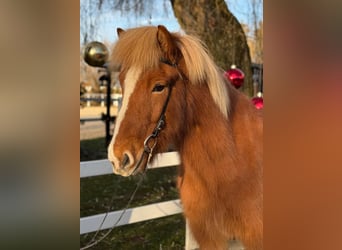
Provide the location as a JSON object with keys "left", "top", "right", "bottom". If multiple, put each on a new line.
{"left": 80, "top": 151, "right": 180, "bottom": 178}
{"left": 81, "top": 199, "right": 182, "bottom": 234}
{"left": 80, "top": 151, "right": 199, "bottom": 249}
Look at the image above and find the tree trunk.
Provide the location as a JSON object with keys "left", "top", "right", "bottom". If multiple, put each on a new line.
{"left": 170, "top": 0, "right": 253, "bottom": 96}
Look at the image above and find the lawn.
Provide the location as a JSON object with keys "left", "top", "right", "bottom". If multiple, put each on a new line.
{"left": 80, "top": 137, "right": 185, "bottom": 249}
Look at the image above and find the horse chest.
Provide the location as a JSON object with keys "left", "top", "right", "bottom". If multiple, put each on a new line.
{"left": 178, "top": 170, "right": 222, "bottom": 216}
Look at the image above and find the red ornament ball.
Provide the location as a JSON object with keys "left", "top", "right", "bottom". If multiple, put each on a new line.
{"left": 224, "top": 67, "right": 245, "bottom": 88}
{"left": 252, "top": 96, "right": 263, "bottom": 109}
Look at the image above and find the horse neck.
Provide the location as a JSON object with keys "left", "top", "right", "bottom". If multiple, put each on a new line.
{"left": 177, "top": 83, "right": 240, "bottom": 186}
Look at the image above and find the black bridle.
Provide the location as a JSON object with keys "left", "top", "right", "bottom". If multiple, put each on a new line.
{"left": 144, "top": 83, "right": 173, "bottom": 154}
{"left": 132, "top": 59, "right": 182, "bottom": 174}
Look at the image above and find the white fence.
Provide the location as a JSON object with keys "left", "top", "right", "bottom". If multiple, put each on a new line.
{"left": 80, "top": 151, "right": 199, "bottom": 249}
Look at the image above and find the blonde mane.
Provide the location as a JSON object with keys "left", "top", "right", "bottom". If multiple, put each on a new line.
{"left": 111, "top": 26, "right": 230, "bottom": 118}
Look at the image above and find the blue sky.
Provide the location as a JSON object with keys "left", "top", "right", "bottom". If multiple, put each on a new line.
{"left": 81, "top": 0, "right": 262, "bottom": 44}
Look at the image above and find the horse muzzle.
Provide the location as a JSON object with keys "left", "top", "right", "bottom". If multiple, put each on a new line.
{"left": 109, "top": 150, "right": 135, "bottom": 177}
{"left": 109, "top": 149, "right": 148, "bottom": 177}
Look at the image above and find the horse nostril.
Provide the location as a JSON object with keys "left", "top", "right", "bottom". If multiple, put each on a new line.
{"left": 122, "top": 153, "right": 130, "bottom": 168}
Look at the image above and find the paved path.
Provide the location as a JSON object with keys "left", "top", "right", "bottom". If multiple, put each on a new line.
{"left": 80, "top": 106, "right": 117, "bottom": 140}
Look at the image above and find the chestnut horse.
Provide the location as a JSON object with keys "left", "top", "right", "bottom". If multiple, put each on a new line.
{"left": 108, "top": 25, "right": 263, "bottom": 250}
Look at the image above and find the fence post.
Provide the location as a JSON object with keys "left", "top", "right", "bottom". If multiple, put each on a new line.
{"left": 86, "top": 93, "right": 91, "bottom": 107}
{"left": 185, "top": 219, "right": 199, "bottom": 250}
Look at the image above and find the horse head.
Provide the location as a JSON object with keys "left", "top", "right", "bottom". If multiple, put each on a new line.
{"left": 108, "top": 25, "right": 187, "bottom": 176}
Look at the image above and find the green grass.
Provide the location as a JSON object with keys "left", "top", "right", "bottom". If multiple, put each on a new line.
{"left": 80, "top": 137, "right": 108, "bottom": 161}
{"left": 80, "top": 137, "right": 185, "bottom": 249}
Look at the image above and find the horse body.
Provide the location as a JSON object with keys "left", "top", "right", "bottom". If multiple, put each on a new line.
{"left": 108, "top": 25, "right": 263, "bottom": 249}
{"left": 178, "top": 83, "right": 263, "bottom": 250}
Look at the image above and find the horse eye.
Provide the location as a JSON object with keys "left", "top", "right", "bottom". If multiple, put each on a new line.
{"left": 152, "top": 84, "right": 165, "bottom": 92}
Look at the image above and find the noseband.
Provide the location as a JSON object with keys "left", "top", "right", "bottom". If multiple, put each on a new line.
{"left": 132, "top": 59, "right": 182, "bottom": 174}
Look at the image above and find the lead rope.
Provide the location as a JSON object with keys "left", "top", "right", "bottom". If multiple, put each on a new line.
{"left": 80, "top": 171, "right": 146, "bottom": 250}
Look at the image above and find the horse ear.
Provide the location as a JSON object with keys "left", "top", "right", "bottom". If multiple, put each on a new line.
{"left": 117, "top": 28, "right": 125, "bottom": 38}
{"left": 157, "top": 25, "right": 180, "bottom": 65}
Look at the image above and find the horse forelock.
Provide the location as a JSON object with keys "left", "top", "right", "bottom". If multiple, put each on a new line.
{"left": 111, "top": 26, "right": 162, "bottom": 73}
{"left": 111, "top": 26, "right": 230, "bottom": 118}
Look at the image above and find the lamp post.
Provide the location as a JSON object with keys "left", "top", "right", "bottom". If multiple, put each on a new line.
{"left": 83, "top": 41, "right": 113, "bottom": 146}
